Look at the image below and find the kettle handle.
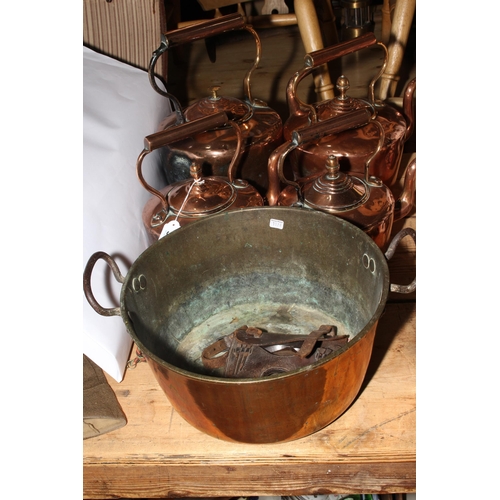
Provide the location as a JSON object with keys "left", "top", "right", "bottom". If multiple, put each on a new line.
{"left": 384, "top": 227, "right": 416, "bottom": 294}
{"left": 161, "top": 13, "right": 245, "bottom": 47}
{"left": 287, "top": 33, "right": 379, "bottom": 119}
{"left": 83, "top": 252, "right": 125, "bottom": 317}
{"left": 291, "top": 107, "right": 374, "bottom": 145}
{"left": 136, "top": 112, "right": 229, "bottom": 211}
{"left": 149, "top": 13, "right": 262, "bottom": 114}
{"left": 303, "top": 33, "right": 377, "bottom": 68}
{"left": 266, "top": 108, "right": 374, "bottom": 206}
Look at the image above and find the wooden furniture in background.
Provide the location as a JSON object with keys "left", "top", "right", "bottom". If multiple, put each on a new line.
{"left": 378, "top": 0, "right": 415, "bottom": 100}
{"left": 189, "top": 0, "right": 339, "bottom": 101}
{"left": 294, "top": 0, "right": 339, "bottom": 100}
{"left": 82, "top": 0, "right": 415, "bottom": 102}
{"left": 83, "top": 0, "right": 169, "bottom": 79}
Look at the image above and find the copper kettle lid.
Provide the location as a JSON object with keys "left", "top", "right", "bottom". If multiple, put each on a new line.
{"left": 167, "top": 163, "right": 236, "bottom": 216}
{"left": 184, "top": 86, "right": 253, "bottom": 123}
{"left": 316, "top": 76, "right": 369, "bottom": 118}
{"left": 303, "top": 155, "right": 369, "bottom": 212}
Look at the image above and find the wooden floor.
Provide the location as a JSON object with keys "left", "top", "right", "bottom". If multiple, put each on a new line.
{"left": 162, "top": 6, "right": 416, "bottom": 126}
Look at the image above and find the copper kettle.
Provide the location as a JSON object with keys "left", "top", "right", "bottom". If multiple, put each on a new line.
{"left": 137, "top": 112, "right": 263, "bottom": 244}
{"left": 267, "top": 109, "right": 416, "bottom": 250}
{"left": 148, "top": 13, "right": 283, "bottom": 196}
{"left": 283, "top": 33, "right": 415, "bottom": 188}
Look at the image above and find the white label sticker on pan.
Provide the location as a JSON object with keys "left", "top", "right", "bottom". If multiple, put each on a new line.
{"left": 270, "top": 218, "right": 284, "bottom": 229}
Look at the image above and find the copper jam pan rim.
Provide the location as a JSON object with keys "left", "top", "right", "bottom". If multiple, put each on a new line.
{"left": 120, "top": 206, "right": 390, "bottom": 383}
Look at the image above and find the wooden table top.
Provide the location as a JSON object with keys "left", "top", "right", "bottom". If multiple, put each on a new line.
{"left": 83, "top": 209, "right": 415, "bottom": 498}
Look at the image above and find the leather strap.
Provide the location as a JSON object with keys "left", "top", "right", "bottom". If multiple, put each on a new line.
{"left": 201, "top": 336, "right": 232, "bottom": 370}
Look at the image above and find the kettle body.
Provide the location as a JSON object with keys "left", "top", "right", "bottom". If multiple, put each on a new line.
{"left": 149, "top": 13, "right": 283, "bottom": 197}
{"left": 137, "top": 113, "right": 264, "bottom": 245}
{"left": 282, "top": 34, "right": 415, "bottom": 187}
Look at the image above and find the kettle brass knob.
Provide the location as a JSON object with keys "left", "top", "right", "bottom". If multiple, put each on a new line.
{"left": 190, "top": 162, "right": 203, "bottom": 181}
{"left": 209, "top": 86, "right": 221, "bottom": 99}
{"left": 325, "top": 155, "right": 341, "bottom": 179}
{"left": 336, "top": 76, "right": 350, "bottom": 100}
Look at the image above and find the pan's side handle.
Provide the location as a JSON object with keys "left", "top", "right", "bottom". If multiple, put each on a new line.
{"left": 385, "top": 227, "right": 416, "bottom": 294}
{"left": 83, "top": 252, "right": 125, "bottom": 317}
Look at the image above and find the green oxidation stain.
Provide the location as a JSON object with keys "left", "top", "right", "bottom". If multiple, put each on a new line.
{"left": 162, "top": 272, "right": 363, "bottom": 348}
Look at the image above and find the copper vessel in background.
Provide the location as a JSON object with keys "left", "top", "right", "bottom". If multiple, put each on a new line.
{"left": 148, "top": 13, "right": 283, "bottom": 196}
{"left": 137, "top": 112, "right": 263, "bottom": 244}
{"left": 268, "top": 110, "right": 416, "bottom": 250}
{"left": 283, "top": 33, "right": 415, "bottom": 187}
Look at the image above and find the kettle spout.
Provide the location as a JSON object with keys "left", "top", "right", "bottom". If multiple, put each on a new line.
{"left": 266, "top": 141, "right": 297, "bottom": 206}
{"left": 394, "top": 156, "right": 416, "bottom": 221}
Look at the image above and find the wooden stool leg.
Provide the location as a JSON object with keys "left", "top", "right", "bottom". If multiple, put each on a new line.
{"left": 381, "top": 0, "right": 393, "bottom": 45}
{"left": 294, "top": 0, "right": 335, "bottom": 101}
{"left": 378, "top": 0, "right": 415, "bottom": 100}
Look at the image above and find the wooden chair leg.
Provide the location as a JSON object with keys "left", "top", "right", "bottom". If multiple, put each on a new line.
{"left": 381, "top": 0, "right": 393, "bottom": 45}
{"left": 294, "top": 0, "right": 335, "bottom": 101}
{"left": 378, "top": 0, "right": 415, "bottom": 101}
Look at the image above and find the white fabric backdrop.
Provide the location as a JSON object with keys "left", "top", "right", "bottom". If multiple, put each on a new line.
{"left": 83, "top": 46, "right": 172, "bottom": 381}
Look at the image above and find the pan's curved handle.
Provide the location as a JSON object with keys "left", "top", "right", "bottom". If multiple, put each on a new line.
{"left": 385, "top": 227, "right": 416, "bottom": 294}
{"left": 83, "top": 252, "right": 125, "bottom": 317}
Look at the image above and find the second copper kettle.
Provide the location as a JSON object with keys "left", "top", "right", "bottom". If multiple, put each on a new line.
{"left": 283, "top": 33, "right": 415, "bottom": 188}
{"left": 137, "top": 112, "right": 263, "bottom": 244}
{"left": 148, "top": 13, "right": 283, "bottom": 196}
{"left": 268, "top": 109, "right": 415, "bottom": 250}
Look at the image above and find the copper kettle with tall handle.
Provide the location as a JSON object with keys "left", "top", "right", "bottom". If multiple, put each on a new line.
{"left": 148, "top": 13, "right": 283, "bottom": 196}
{"left": 137, "top": 112, "right": 263, "bottom": 244}
{"left": 268, "top": 109, "right": 416, "bottom": 250}
{"left": 283, "top": 33, "right": 415, "bottom": 188}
